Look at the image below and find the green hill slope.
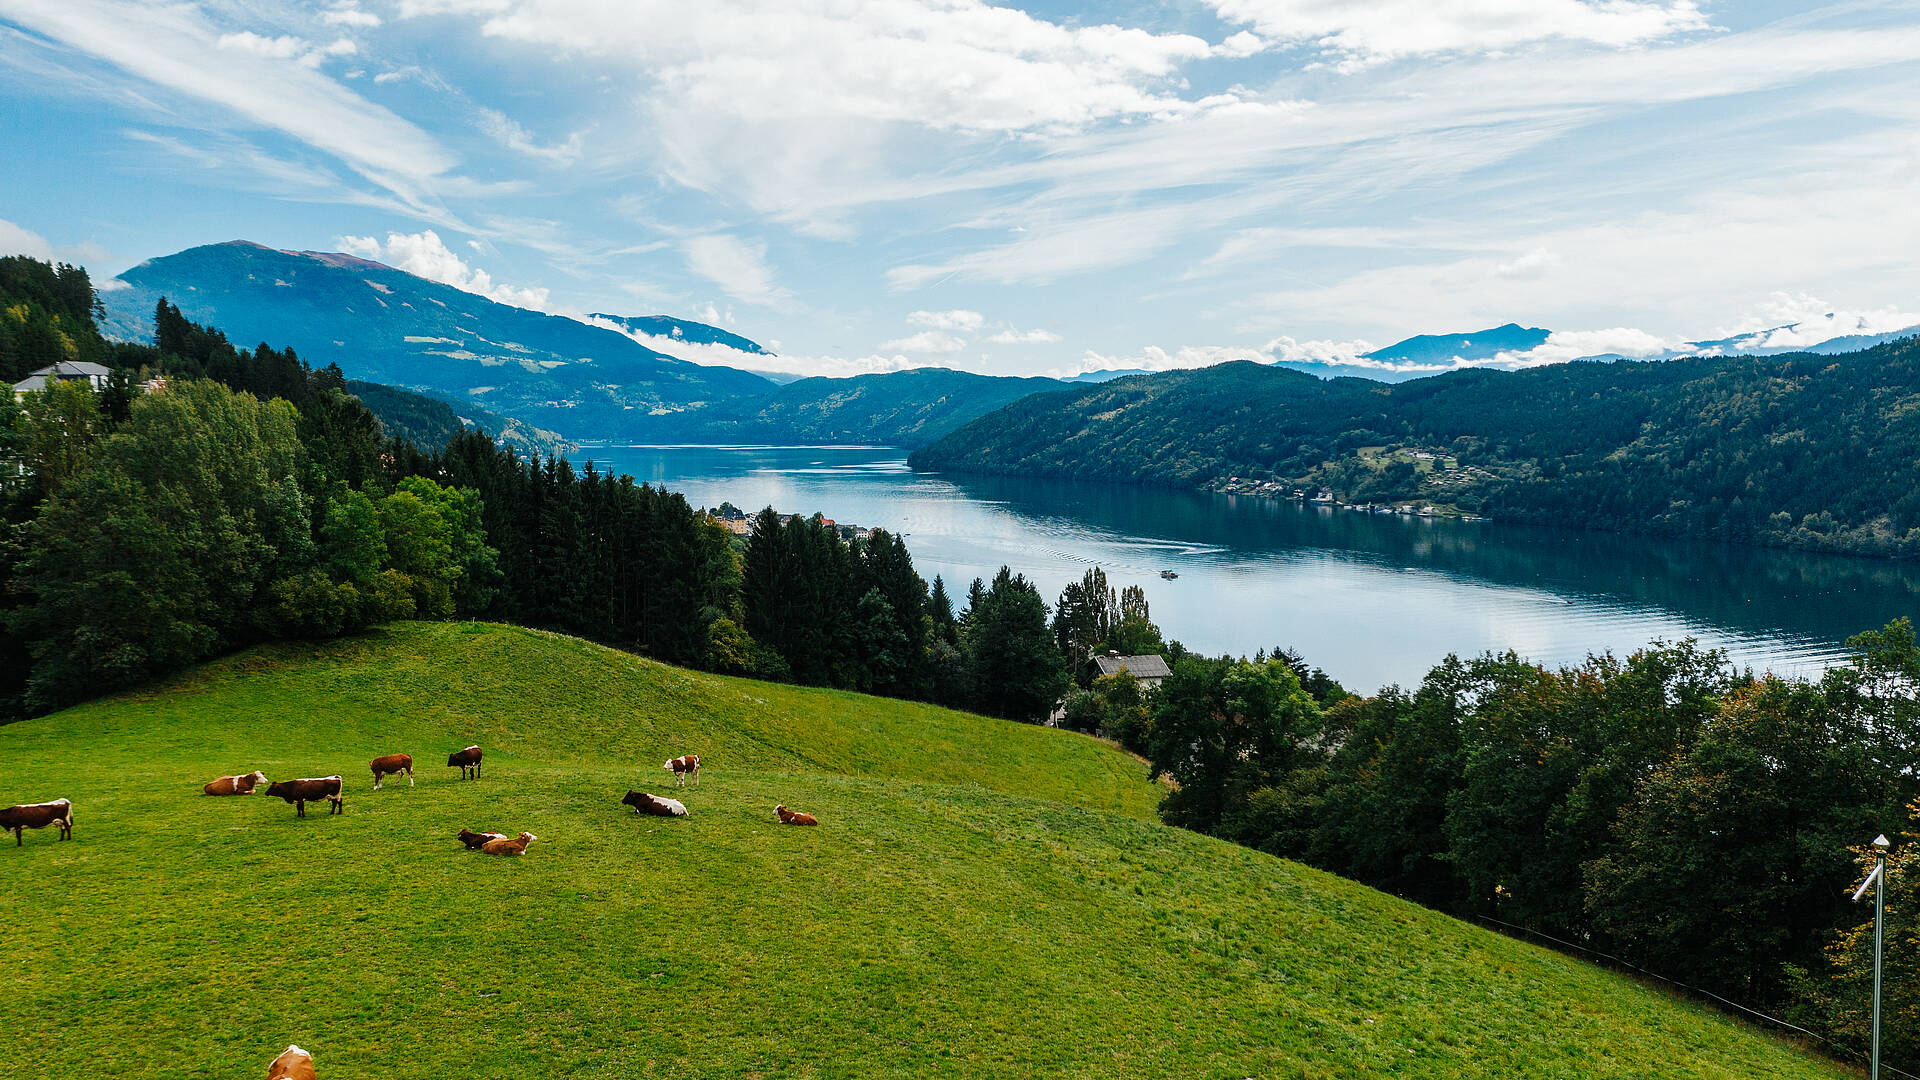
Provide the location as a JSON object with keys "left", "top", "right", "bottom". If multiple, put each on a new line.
{"left": 0, "top": 623, "right": 1847, "bottom": 1079}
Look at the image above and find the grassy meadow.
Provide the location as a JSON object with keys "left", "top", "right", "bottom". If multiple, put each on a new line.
{"left": 0, "top": 622, "right": 1854, "bottom": 1078}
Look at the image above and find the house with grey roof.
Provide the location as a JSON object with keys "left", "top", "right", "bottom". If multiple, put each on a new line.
{"left": 1091, "top": 651, "right": 1171, "bottom": 690}
{"left": 11, "top": 360, "right": 112, "bottom": 397}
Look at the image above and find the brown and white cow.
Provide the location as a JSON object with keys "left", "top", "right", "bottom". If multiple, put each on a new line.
{"left": 0, "top": 798, "right": 73, "bottom": 846}
{"left": 266, "top": 1043, "right": 315, "bottom": 1080}
{"left": 479, "top": 831, "right": 536, "bottom": 855}
{"left": 663, "top": 754, "right": 700, "bottom": 787}
{"left": 203, "top": 771, "right": 269, "bottom": 796}
{"left": 370, "top": 753, "right": 413, "bottom": 790}
{"left": 457, "top": 828, "right": 507, "bottom": 850}
{"left": 622, "top": 790, "right": 690, "bottom": 818}
{"left": 263, "top": 777, "right": 344, "bottom": 818}
{"left": 447, "top": 745, "right": 482, "bottom": 780}
{"left": 774, "top": 804, "right": 818, "bottom": 826}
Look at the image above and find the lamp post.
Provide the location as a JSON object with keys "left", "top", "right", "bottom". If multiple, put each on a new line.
{"left": 1853, "top": 834, "right": 1892, "bottom": 1080}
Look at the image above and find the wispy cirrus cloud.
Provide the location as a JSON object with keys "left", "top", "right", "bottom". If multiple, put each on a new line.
{"left": 1207, "top": 0, "right": 1710, "bottom": 69}
{"left": 0, "top": 0, "right": 453, "bottom": 210}
{"left": 682, "top": 233, "right": 792, "bottom": 308}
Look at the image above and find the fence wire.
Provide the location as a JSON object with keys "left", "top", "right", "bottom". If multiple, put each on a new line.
{"left": 1474, "top": 914, "right": 1918, "bottom": 1080}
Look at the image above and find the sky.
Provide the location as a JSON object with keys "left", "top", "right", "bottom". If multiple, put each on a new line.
{"left": 3, "top": 0, "right": 1920, "bottom": 379}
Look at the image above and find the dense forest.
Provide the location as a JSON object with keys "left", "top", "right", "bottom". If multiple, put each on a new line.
{"left": 910, "top": 347, "right": 1920, "bottom": 556}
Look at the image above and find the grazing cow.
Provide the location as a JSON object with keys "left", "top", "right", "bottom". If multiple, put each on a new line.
{"left": 663, "top": 754, "right": 701, "bottom": 788}
{"left": 203, "top": 771, "right": 269, "bottom": 796}
{"left": 263, "top": 777, "right": 345, "bottom": 818}
{"left": 447, "top": 745, "right": 483, "bottom": 780}
{"left": 457, "top": 828, "right": 507, "bottom": 850}
{"left": 774, "top": 804, "right": 818, "bottom": 826}
{"left": 0, "top": 798, "right": 73, "bottom": 847}
{"left": 622, "top": 790, "right": 690, "bottom": 818}
{"left": 479, "top": 831, "right": 536, "bottom": 856}
{"left": 266, "top": 1044, "right": 315, "bottom": 1080}
{"left": 370, "top": 753, "right": 414, "bottom": 790}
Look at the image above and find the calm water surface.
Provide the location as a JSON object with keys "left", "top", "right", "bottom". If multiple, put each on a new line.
{"left": 579, "top": 444, "right": 1920, "bottom": 694}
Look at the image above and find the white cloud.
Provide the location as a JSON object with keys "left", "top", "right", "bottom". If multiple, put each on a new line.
{"left": 476, "top": 107, "right": 584, "bottom": 164}
{"left": 1059, "top": 327, "right": 1684, "bottom": 379}
{"left": 908, "top": 309, "right": 984, "bottom": 331}
{"left": 0, "top": 218, "right": 55, "bottom": 261}
{"left": 1496, "top": 247, "right": 1562, "bottom": 278}
{"left": 877, "top": 330, "right": 967, "bottom": 354}
{"left": 682, "top": 234, "right": 791, "bottom": 308}
{"left": 1206, "top": 0, "right": 1710, "bottom": 68}
{"left": 1488, "top": 327, "right": 1677, "bottom": 366}
{"left": 217, "top": 32, "right": 308, "bottom": 59}
{"left": 334, "top": 230, "right": 552, "bottom": 309}
{"left": 585, "top": 315, "right": 927, "bottom": 377}
{"left": 985, "top": 327, "right": 1062, "bottom": 344}
{"left": 1712, "top": 292, "right": 1920, "bottom": 350}
{"left": 322, "top": 6, "right": 384, "bottom": 28}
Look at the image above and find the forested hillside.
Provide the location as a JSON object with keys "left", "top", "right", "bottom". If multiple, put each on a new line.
{"left": 911, "top": 344, "right": 1920, "bottom": 556}
{"left": 630, "top": 367, "right": 1066, "bottom": 448}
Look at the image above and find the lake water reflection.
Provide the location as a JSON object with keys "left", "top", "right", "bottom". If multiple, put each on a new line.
{"left": 578, "top": 443, "right": 1920, "bottom": 693}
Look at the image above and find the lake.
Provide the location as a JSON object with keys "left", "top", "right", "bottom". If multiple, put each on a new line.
{"left": 577, "top": 443, "right": 1920, "bottom": 694}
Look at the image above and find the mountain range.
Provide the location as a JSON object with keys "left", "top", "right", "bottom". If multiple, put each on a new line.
{"left": 100, "top": 241, "right": 775, "bottom": 439}
{"left": 99, "top": 241, "right": 1920, "bottom": 454}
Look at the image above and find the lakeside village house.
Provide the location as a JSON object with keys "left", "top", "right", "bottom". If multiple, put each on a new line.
{"left": 10, "top": 361, "right": 168, "bottom": 399}
{"left": 1091, "top": 650, "right": 1172, "bottom": 690}
{"left": 705, "top": 504, "right": 872, "bottom": 543}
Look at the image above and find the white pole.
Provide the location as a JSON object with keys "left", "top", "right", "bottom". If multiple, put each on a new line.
{"left": 1873, "top": 834, "right": 1889, "bottom": 1080}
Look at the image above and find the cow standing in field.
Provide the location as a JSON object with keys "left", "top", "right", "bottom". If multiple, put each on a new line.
{"left": 264, "top": 777, "right": 344, "bottom": 818}
{"left": 479, "top": 831, "right": 536, "bottom": 856}
{"left": 447, "top": 745, "right": 482, "bottom": 779}
{"left": 370, "top": 753, "right": 413, "bottom": 790}
{"left": 0, "top": 799, "right": 73, "bottom": 846}
{"left": 663, "top": 754, "right": 700, "bottom": 788}
{"left": 622, "top": 790, "right": 690, "bottom": 818}
{"left": 267, "top": 1044, "right": 315, "bottom": 1080}
{"left": 204, "top": 771, "right": 269, "bottom": 796}
{"left": 775, "top": 804, "right": 818, "bottom": 826}
{"left": 457, "top": 828, "right": 507, "bottom": 850}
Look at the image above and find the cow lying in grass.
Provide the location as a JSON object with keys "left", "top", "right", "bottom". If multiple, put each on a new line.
{"left": 480, "top": 831, "right": 536, "bottom": 855}
{"left": 457, "top": 828, "right": 507, "bottom": 850}
{"left": 267, "top": 1043, "right": 314, "bottom": 1080}
{"left": 264, "top": 777, "right": 344, "bottom": 818}
{"left": 203, "top": 771, "right": 268, "bottom": 796}
{"left": 0, "top": 798, "right": 73, "bottom": 846}
{"left": 370, "top": 753, "right": 413, "bottom": 790}
{"left": 447, "top": 745, "right": 482, "bottom": 779}
{"left": 775, "top": 804, "right": 818, "bottom": 826}
{"left": 622, "top": 790, "right": 690, "bottom": 818}
{"left": 663, "top": 754, "right": 700, "bottom": 787}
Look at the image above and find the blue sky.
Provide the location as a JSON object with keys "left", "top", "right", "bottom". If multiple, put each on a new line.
{"left": 3, "top": 0, "right": 1920, "bottom": 378}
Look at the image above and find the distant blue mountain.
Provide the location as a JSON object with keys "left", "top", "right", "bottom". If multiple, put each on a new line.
{"left": 1273, "top": 324, "right": 1553, "bottom": 383}
{"left": 1362, "top": 323, "right": 1552, "bottom": 366}
{"left": 1063, "top": 368, "right": 1157, "bottom": 383}
{"left": 586, "top": 313, "right": 771, "bottom": 356}
{"left": 100, "top": 241, "right": 775, "bottom": 439}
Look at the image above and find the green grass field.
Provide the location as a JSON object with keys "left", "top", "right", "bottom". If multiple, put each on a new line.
{"left": 0, "top": 622, "right": 1852, "bottom": 1078}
